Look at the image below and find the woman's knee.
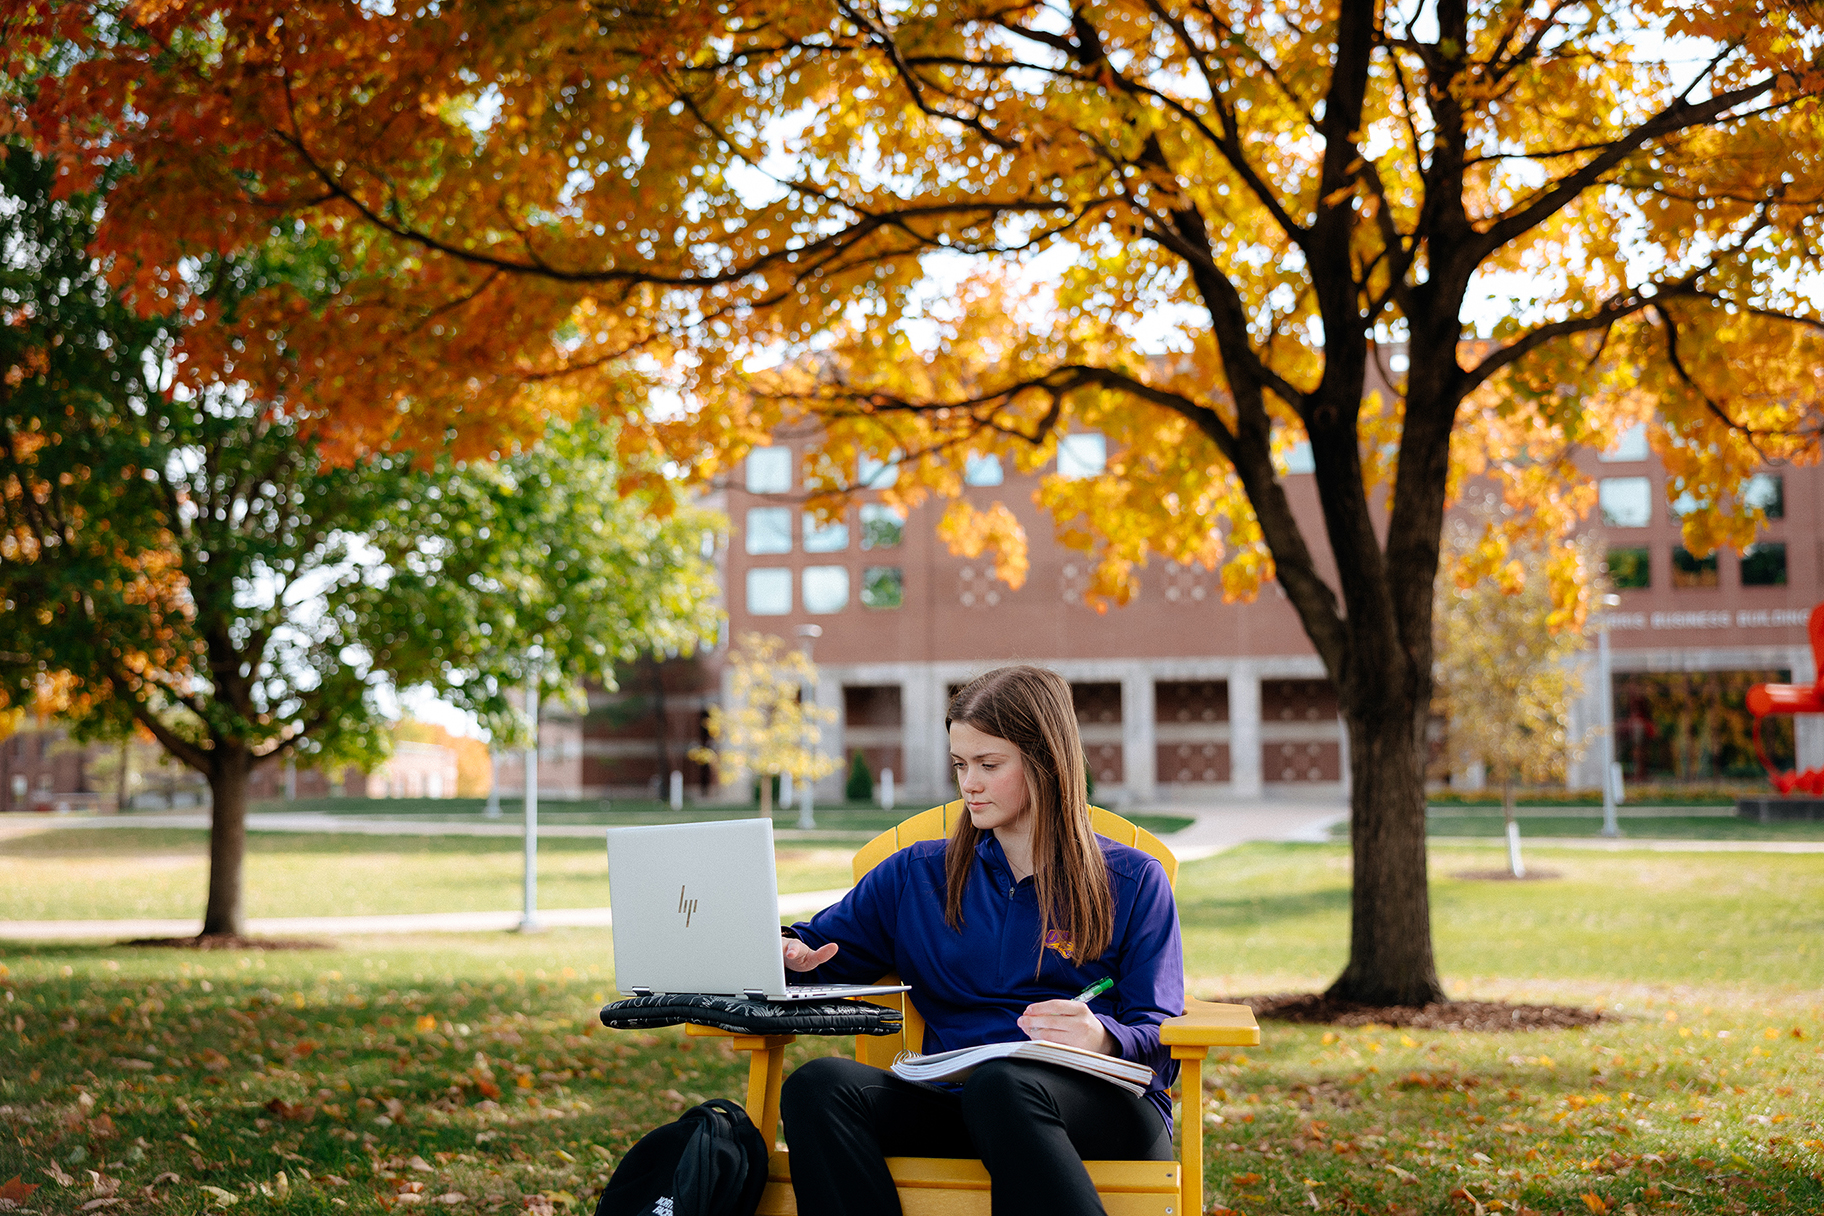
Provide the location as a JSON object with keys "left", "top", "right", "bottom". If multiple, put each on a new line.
{"left": 960, "top": 1059, "right": 1050, "bottom": 1121}
{"left": 781, "top": 1055, "right": 878, "bottom": 1132}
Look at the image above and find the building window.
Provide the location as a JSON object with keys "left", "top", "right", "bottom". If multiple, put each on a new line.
{"left": 1605, "top": 547, "right": 1651, "bottom": 589}
{"left": 803, "top": 510, "right": 849, "bottom": 553}
{"left": 1280, "top": 440, "right": 1315, "bottom": 475}
{"left": 1741, "top": 542, "right": 1787, "bottom": 587}
{"left": 964, "top": 453, "right": 1003, "bottom": 486}
{"left": 746, "top": 447, "right": 792, "bottom": 494}
{"left": 1599, "top": 423, "right": 1649, "bottom": 462}
{"left": 747, "top": 568, "right": 792, "bottom": 615}
{"left": 803, "top": 566, "right": 850, "bottom": 613}
{"left": 860, "top": 503, "right": 904, "bottom": 549}
{"left": 859, "top": 451, "right": 901, "bottom": 488}
{"left": 1057, "top": 432, "right": 1106, "bottom": 479}
{"left": 1599, "top": 477, "right": 1652, "bottom": 528}
{"left": 1670, "top": 546, "right": 1719, "bottom": 589}
{"left": 1744, "top": 474, "right": 1784, "bottom": 520}
{"left": 1671, "top": 490, "right": 1704, "bottom": 518}
{"left": 744, "top": 507, "right": 793, "bottom": 555}
{"left": 862, "top": 566, "right": 904, "bottom": 609}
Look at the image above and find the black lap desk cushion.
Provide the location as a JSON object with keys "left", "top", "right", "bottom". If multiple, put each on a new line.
{"left": 599, "top": 992, "right": 903, "bottom": 1036}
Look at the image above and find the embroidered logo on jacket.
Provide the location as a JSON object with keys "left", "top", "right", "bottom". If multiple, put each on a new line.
{"left": 1044, "top": 929, "right": 1078, "bottom": 960}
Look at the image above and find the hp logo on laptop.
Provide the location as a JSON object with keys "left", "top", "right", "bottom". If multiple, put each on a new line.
{"left": 677, "top": 885, "right": 699, "bottom": 927}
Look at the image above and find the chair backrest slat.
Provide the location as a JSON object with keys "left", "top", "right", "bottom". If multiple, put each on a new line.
{"left": 846, "top": 801, "right": 1180, "bottom": 1066}
{"left": 851, "top": 801, "right": 1176, "bottom": 887}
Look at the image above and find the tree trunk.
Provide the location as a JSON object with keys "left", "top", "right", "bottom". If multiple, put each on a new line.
{"left": 1326, "top": 699, "right": 1446, "bottom": 1006}
{"left": 1503, "top": 772, "right": 1525, "bottom": 879}
{"left": 116, "top": 737, "right": 130, "bottom": 813}
{"left": 758, "top": 772, "right": 772, "bottom": 819}
{"left": 201, "top": 747, "right": 254, "bottom": 937}
{"left": 650, "top": 657, "right": 671, "bottom": 787}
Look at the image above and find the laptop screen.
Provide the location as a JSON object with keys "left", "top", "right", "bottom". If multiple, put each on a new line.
{"left": 605, "top": 818, "right": 789, "bottom": 997}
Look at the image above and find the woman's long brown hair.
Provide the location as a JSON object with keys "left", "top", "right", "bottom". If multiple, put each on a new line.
{"left": 944, "top": 665, "right": 1114, "bottom": 963}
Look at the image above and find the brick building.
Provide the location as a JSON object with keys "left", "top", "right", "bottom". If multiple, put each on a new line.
{"left": 719, "top": 429, "right": 1823, "bottom": 808}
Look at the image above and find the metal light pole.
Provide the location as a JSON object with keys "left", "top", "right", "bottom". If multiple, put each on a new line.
{"left": 795, "top": 624, "right": 822, "bottom": 830}
{"left": 1598, "top": 594, "right": 1622, "bottom": 839}
{"left": 483, "top": 747, "right": 502, "bottom": 819}
{"left": 520, "top": 673, "right": 542, "bottom": 932}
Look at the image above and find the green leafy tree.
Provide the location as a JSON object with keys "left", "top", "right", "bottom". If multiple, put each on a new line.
{"left": 0, "top": 147, "right": 723, "bottom": 937}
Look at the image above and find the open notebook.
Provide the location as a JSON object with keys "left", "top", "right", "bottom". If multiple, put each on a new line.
{"left": 891, "top": 1040, "right": 1155, "bottom": 1096}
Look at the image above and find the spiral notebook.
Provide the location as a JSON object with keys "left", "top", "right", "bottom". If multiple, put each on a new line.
{"left": 890, "top": 1040, "right": 1155, "bottom": 1096}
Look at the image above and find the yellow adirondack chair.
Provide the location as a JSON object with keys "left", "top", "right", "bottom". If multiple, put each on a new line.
{"left": 676, "top": 802, "right": 1260, "bottom": 1216}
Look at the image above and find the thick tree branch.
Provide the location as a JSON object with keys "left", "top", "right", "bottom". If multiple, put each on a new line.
{"left": 1474, "top": 78, "right": 1778, "bottom": 257}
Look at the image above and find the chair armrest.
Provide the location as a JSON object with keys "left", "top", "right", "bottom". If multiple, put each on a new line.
{"left": 1159, "top": 999, "right": 1261, "bottom": 1049}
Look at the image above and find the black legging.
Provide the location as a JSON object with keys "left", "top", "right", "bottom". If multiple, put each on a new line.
{"left": 780, "top": 1055, "right": 1174, "bottom": 1216}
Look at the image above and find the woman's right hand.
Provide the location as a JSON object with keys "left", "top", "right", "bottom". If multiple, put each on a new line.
{"left": 783, "top": 937, "right": 839, "bottom": 972}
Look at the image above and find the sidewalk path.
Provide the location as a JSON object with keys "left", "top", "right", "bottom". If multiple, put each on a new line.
{"left": 20, "top": 811, "right": 619, "bottom": 839}
{"left": 1155, "top": 799, "right": 1348, "bottom": 862}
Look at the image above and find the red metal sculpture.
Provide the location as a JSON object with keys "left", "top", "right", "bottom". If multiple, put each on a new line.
{"left": 1745, "top": 603, "right": 1824, "bottom": 796}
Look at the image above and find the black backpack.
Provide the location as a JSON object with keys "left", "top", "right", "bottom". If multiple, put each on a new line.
{"left": 595, "top": 1098, "right": 769, "bottom": 1216}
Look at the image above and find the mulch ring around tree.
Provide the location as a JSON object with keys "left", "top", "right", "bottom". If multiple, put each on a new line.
{"left": 118, "top": 934, "right": 333, "bottom": 951}
{"left": 1450, "top": 867, "right": 1563, "bottom": 881}
{"left": 1223, "top": 993, "right": 1610, "bottom": 1031}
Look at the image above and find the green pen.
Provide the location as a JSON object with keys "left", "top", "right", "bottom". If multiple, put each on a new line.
{"left": 1071, "top": 977, "right": 1114, "bottom": 1003}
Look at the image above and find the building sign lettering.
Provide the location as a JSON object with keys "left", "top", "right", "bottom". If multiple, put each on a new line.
{"left": 1607, "top": 608, "right": 1811, "bottom": 632}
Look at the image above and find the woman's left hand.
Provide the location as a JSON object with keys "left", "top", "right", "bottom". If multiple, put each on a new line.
{"left": 1017, "top": 999, "right": 1116, "bottom": 1055}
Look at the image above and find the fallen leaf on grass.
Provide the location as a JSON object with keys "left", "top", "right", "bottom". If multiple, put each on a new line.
{"left": 406, "top": 1156, "right": 434, "bottom": 1174}
{"left": 1229, "top": 1173, "right": 1262, "bottom": 1186}
{"left": 523, "top": 1196, "right": 555, "bottom": 1216}
{"left": 41, "top": 1166, "right": 73, "bottom": 1188}
{"left": 79, "top": 1199, "right": 125, "bottom": 1211}
{"left": 1450, "top": 1186, "right": 1487, "bottom": 1216}
{"left": 198, "top": 1185, "right": 239, "bottom": 1208}
{"left": 1580, "top": 1193, "right": 1608, "bottom": 1214}
{"left": 0, "top": 1181, "right": 39, "bottom": 1205}
{"left": 1386, "top": 1164, "right": 1418, "bottom": 1184}
{"left": 436, "top": 1195, "right": 468, "bottom": 1206}
{"left": 265, "top": 1098, "right": 316, "bottom": 1122}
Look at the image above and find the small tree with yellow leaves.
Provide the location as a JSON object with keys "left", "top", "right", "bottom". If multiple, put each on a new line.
{"left": 693, "top": 634, "right": 839, "bottom": 817}
{"left": 1434, "top": 500, "right": 1601, "bottom": 877}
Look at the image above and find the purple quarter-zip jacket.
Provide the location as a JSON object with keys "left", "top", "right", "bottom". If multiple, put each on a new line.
{"left": 788, "top": 832, "right": 1185, "bottom": 1129}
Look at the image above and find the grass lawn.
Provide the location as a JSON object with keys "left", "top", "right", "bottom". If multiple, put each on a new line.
{"left": 3, "top": 843, "right": 1821, "bottom": 1215}
{"left": 1326, "top": 812, "right": 1824, "bottom": 843}
{"left": 0, "top": 831, "right": 858, "bottom": 923}
{"left": 1427, "top": 815, "right": 1824, "bottom": 842}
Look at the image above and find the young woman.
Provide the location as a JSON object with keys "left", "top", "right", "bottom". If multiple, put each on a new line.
{"left": 777, "top": 665, "right": 1184, "bottom": 1216}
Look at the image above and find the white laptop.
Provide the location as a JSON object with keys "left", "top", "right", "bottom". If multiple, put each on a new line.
{"left": 605, "top": 817, "right": 910, "bottom": 1003}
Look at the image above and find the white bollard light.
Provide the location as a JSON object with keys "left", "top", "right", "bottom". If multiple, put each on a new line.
{"left": 669, "top": 769, "right": 684, "bottom": 812}
{"left": 880, "top": 768, "right": 895, "bottom": 811}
